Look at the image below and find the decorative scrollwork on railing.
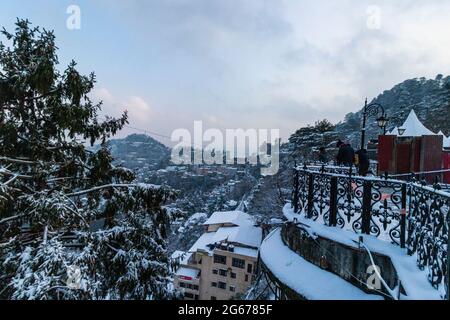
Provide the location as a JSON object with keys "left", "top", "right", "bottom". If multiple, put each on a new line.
{"left": 370, "top": 180, "right": 404, "bottom": 244}
{"left": 311, "top": 173, "right": 331, "bottom": 223}
{"left": 292, "top": 165, "right": 450, "bottom": 298}
{"left": 407, "top": 185, "right": 449, "bottom": 297}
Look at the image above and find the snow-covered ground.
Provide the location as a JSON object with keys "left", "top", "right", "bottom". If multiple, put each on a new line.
{"left": 260, "top": 228, "right": 384, "bottom": 300}
{"left": 282, "top": 204, "right": 443, "bottom": 300}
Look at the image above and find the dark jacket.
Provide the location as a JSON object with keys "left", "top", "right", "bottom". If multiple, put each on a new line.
{"left": 356, "top": 149, "right": 370, "bottom": 176}
{"left": 337, "top": 144, "right": 355, "bottom": 166}
{"left": 318, "top": 150, "right": 328, "bottom": 163}
{"left": 356, "top": 149, "right": 369, "bottom": 169}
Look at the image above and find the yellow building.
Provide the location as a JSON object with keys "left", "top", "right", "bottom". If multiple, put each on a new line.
{"left": 173, "top": 211, "right": 262, "bottom": 300}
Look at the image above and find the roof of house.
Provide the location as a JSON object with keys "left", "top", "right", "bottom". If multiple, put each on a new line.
{"left": 176, "top": 267, "right": 200, "bottom": 280}
{"left": 203, "top": 210, "right": 254, "bottom": 227}
{"left": 188, "top": 211, "right": 262, "bottom": 256}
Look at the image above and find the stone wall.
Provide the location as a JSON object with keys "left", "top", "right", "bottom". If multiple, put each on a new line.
{"left": 282, "top": 223, "right": 402, "bottom": 298}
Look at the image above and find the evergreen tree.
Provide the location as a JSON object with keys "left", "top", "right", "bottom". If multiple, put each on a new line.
{"left": 0, "top": 19, "right": 175, "bottom": 300}
{"left": 289, "top": 119, "right": 337, "bottom": 161}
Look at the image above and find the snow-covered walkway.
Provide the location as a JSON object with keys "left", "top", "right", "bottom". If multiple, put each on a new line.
{"left": 260, "top": 228, "right": 384, "bottom": 300}
{"left": 282, "top": 204, "right": 443, "bottom": 300}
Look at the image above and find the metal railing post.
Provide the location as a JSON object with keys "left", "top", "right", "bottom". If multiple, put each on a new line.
{"left": 447, "top": 223, "right": 450, "bottom": 300}
{"left": 362, "top": 180, "right": 372, "bottom": 235}
{"left": 307, "top": 173, "right": 314, "bottom": 219}
{"left": 400, "top": 183, "right": 407, "bottom": 248}
{"left": 329, "top": 176, "right": 338, "bottom": 227}
{"left": 293, "top": 167, "right": 299, "bottom": 213}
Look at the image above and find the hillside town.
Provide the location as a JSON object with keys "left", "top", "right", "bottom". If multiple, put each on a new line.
{"left": 1, "top": 2, "right": 450, "bottom": 309}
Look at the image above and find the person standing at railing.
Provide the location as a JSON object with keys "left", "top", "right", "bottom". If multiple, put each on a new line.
{"left": 318, "top": 146, "right": 328, "bottom": 164}
{"left": 355, "top": 148, "right": 370, "bottom": 176}
{"left": 336, "top": 140, "right": 355, "bottom": 167}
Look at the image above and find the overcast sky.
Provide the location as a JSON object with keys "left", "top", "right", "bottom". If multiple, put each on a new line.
{"left": 1, "top": 0, "right": 450, "bottom": 145}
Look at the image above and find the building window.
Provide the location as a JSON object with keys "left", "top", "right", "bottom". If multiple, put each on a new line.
{"left": 232, "top": 258, "right": 245, "bottom": 269}
{"left": 214, "top": 254, "right": 227, "bottom": 265}
{"left": 212, "top": 269, "right": 218, "bottom": 275}
{"left": 211, "top": 282, "right": 217, "bottom": 287}
{"left": 230, "top": 272, "right": 236, "bottom": 279}
{"left": 184, "top": 293, "right": 194, "bottom": 299}
{"left": 219, "top": 269, "right": 228, "bottom": 277}
{"left": 193, "top": 285, "right": 199, "bottom": 291}
{"left": 179, "top": 282, "right": 186, "bottom": 288}
{"left": 245, "top": 274, "right": 249, "bottom": 282}
{"left": 247, "top": 263, "right": 253, "bottom": 274}
{"left": 218, "top": 282, "right": 227, "bottom": 290}
{"left": 211, "top": 296, "right": 217, "bottom": 300}
{"left": 229, "top": 286, "right": 236, "bottom": 292}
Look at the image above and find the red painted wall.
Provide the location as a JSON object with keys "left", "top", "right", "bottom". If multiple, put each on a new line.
{"left": 378, "top": 135, "right": 395, "bottom": 174}
{"left": 443, "top": 151, "right": 450, "bottom": 184}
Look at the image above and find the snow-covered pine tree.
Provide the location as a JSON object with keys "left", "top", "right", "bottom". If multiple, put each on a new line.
{"left": 288, "top": 119, "right": 338, "bottom": 161}
{"left": 0, "top": 19, "right": 176, "bottom": 300}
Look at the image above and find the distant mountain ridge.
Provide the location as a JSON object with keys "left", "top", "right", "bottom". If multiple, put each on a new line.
{"left": 336, "top": 75, "right": 450, "bottom": 146}
{"left": 107, "top": 134, "right": 170, "bottom": 170}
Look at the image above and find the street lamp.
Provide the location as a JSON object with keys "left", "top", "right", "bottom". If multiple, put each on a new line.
{"left": 376, "top": 115, "right": 389, "bottom": 131}
{"left": 360, "top": 98, "right": 389, "bottom": 150}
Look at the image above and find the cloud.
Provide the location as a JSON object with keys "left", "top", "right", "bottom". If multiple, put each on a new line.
{"left": 125, "top": 96, "right": 152, "bottom": 121}
{"left": 91, "top": 88, "right": 152, "bottom": 129}
{"left": 78, "top": 1, "right": 450, "bottom": 141}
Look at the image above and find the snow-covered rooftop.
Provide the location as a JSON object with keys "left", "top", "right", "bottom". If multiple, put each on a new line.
{"left": 189, "top": 232, "right": 216, "bottom": 253}
{"left": 171, "top": 250, "right": 186, "bottom": 260}
{"left": 188, "top": 211, "right": 262, "bottom": 256}
{"left": 397, "top": 110, "right": 435, "bottom": 137}
{"left": 176, "top": 267, "right": 200, "bottom": 280}
{"left": 203, "top": 210, "right": 254, "bottom": 227}
{"left": 212, "top": 225, "right": 262, "bottom": 248}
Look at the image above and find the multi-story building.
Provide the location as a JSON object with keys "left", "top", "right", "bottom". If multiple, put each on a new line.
{"left": 173, "top": 211, "right": 262, "bottom": 300}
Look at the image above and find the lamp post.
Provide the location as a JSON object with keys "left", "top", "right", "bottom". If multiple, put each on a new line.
{"left": 360, "top": 98, "right": 389, "bottom": 150}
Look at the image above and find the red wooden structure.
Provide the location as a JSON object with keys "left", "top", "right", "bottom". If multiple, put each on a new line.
{"left": 443, "top": 151, "right": 450, "bottom": 183}
{"left": 378, "top": 135, "right": 444, "bottom": 183}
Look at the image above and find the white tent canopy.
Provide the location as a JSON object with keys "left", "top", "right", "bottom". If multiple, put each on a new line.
{"left": 388, "top": 127, "right": 399, "bottom": 135}
{"left": 395, "top": 110, "right": 435, "bottom": 137}
{"left": 444, "top": 136, "right": 450, "bottom": 149}
{"left": 436, "top": 131, "right": 449, "bottom": 148}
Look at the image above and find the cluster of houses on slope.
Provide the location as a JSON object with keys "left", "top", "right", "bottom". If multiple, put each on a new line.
{"left": 172, "top": 211, "right": 262, "bottom": 300}
{"left": 170, "top": 109, "right": 449, "bottom": 301}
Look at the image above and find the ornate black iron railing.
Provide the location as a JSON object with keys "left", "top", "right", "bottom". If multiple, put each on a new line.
{"left": 291, "top": 165, "right": 450, "bottom": 299}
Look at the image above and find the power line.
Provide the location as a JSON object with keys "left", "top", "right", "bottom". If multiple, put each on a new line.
{"left": 102, "top": 116, "right": 173, "bottom": 140}
{"left": 123, "top": 124, "right": 172, "bottom": 140}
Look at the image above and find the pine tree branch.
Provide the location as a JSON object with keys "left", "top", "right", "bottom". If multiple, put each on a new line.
{"left": 0, "top": 156, "right": 36, "bottom": 165}
{"left": 0, "top": 214, "right": 25, "bottom": 225}
{"left": 66, "top": 183, "right": 160, "bottom": 197}
{"left": 21, "top": 88, "right": 62, "bottom": 103}
{"left": 0, "top": 169, "right": 33, "bottom": 180}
